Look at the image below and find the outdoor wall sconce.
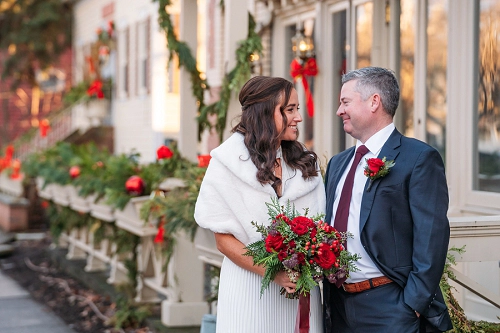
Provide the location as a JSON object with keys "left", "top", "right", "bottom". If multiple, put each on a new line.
{"left": 291, "top": 28, "right": 315, "bottom": 60}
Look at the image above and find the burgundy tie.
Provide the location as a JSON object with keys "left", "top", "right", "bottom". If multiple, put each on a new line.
{"left": 333, "top": 145, "right": 369, "bottom": 235}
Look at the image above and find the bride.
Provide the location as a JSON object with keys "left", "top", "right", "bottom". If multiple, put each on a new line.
{"left": 195, "top": 76, "right": 325, "bottom": 332}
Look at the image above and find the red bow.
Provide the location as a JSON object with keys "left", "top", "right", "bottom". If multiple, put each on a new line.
{"left": 87, "top": 79, "right": 105, "bottom": 99}
{"left": 40, "top": 119, "right": 50, "bottom": 137}
{"left": 290, "top": 58, "right": 318, "bottom": 117}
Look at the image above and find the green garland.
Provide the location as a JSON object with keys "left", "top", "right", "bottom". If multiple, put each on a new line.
{"left": 154, "top": 0, "right": 208, "bottom": 130}
{"left": 198, "top": 13, "right": 262, "bottom": 141}
{"left": 154, "top": 0, "right": 262, "bottom": 140}
{"left": 442, "top": 247, "right": 500, "bottom": 332}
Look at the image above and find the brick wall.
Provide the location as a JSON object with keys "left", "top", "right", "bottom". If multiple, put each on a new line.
{"left": 0, "top": 49, "right": 73, "bottom": 147}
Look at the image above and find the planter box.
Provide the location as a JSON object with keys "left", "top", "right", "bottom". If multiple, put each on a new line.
{"left": 67, "top": 185, "right": 90, "bottom": 213}
{"left": 88, "top": 194, "right": 115, "bottom": 222}
{"left": 0, "top": 192, "right": 29, "bottom": 232}
{"left": 36, "top": 177, "right": 53, "bottom": 200}
{"left": 114, "top": 196, "right": 157, "bottom": 236}
{"left": 52, "top": 184, "right": 70, "bottom": 207}
{"left": 0, "top": 172, "right": 24, "bottom": 198}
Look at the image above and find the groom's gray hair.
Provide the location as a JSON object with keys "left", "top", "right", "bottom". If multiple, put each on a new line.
{"left": 342, "top": 67, "right": 400, "bottom": 117}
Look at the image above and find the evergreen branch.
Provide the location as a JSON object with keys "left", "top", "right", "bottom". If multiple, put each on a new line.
{"left": 198, "top": 13, "right": 262, "bottom": 141}
{"left": 154, "top": 0, "right": 209, "bottom": 139}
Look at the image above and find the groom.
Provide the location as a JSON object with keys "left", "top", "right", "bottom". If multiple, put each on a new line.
{"left": 323, "top": 67, "right": 452, "bottom": 333}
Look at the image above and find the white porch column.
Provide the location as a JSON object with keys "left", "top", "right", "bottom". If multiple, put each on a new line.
{"left": 222, "top": 2, "right": 248, "bottom": 141}
{"left": 178, "top": 0, "right": 199, "bottom": 162}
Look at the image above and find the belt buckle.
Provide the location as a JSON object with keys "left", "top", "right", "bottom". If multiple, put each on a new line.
{"left": 342, "top": 283, "right": 348, "bottom": 292}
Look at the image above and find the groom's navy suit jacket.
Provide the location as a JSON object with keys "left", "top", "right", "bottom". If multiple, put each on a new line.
{"left": 324, "top": 129, "right": 452, "bottom": 331}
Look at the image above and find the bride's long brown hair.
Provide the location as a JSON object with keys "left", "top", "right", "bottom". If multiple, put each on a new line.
{"left": 232, "top": 76, "right": 318, "bottom": 190}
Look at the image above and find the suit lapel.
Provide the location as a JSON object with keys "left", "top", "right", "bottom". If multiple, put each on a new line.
{"left": 359, "top": 129, "right": 402, "bottom": 232}
{"left": 326, "top": 147, "right": 355, "bottom": 224}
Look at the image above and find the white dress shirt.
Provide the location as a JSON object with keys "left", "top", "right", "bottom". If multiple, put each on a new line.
{"left": 331, "top": 123, "right": 395, "bottom": 282}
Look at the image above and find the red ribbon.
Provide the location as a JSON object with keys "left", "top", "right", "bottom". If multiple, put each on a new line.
{"left": 290, "top": 58, "right": 318, "bottom": 117}
{"left": 154, "top": 218, "right": 165, "bottom": 243}
{"left": 87, "top": 79, "right": 105, "bottom": 99}
{"left": 294, "top": 293, "right": 310, "bottom": 333}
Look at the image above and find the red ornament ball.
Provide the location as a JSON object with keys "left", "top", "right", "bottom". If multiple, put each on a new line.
{"left": 69, "top": 166, "right": 81, "bottom": 179}
{"left": 125, "top": 175, "right": 145, "bottom": 196}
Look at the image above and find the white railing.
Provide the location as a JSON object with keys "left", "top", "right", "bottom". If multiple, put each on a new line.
{"left": 36, "top": 179, "right": 207, "bottom": 327}
{"left": 448, "top": 215, "right": 500, "bottom": 320}
{"left": 15, "top": 99, "right": 110, "bottom": 161}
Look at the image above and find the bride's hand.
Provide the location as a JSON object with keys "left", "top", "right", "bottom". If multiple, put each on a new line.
{"left": 274, "top": 271, "right": 297, "bottom": 294}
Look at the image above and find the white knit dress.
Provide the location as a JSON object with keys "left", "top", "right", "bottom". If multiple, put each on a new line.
{"left": 195, "top": 133, "right": 326, "bottom": 333}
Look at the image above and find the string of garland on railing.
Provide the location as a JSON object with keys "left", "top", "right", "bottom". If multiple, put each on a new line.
{"left": 154, "top": 0, "right": 262, "bottom": 140}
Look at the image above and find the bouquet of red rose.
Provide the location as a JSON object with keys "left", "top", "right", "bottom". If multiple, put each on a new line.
{"left": 244, "top": 198, "right": 360, "bottom": 298}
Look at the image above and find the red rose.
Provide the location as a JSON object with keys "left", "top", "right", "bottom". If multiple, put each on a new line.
{"left": 310, "top": 227, "right": 317, "bottom": 240}
{"left": 276, "top": 213, "right": 291, "bottom": 225}
{"left": 296, "top": 252, "right": 306, "bottom": 265}
{"left": 290, "top": 222, "right": 309, "bottom": 236}
{"left": 315, "top": 243, "right": 337, "bottom": 269}
{"left": 278, "top": 250, "right": 288, "bottom": 261}
{"left": 156, "top": 145, "right": 173, "bottom": 159}
{"left": 366, "top": 158, "right": 385, "bottom": 173}
{"left": 265, "top": 234, "right": 285, "bottom": 252}
{"left": 290, "top": 216, "right": 313, "bottom": 235}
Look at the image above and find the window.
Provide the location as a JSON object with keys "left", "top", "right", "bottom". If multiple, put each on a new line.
{"left": 137, "top": 18, "right": 150, "bottom": 95}
{"left": 426, "top": 0, "right": 447, "bottom": 159}
{"left": 399, "top": 0, "right": 415, "bottom": 138}
{"left": 118, "top": 27, "right": 130, "bottom": 97}
{"left": 475, "top": 0, "right": 500, "bottom": 193}
{"left": 355, "top": 2, "right": 373, "bottom": 69}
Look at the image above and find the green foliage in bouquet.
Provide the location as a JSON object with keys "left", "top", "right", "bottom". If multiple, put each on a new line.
{"left": 245, "top": 198, "right": 360, "bottom": 297}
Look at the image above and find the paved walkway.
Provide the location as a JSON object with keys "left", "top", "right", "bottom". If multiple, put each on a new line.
{"left": 0, "top": 270, "right": 77, "bottom": 333}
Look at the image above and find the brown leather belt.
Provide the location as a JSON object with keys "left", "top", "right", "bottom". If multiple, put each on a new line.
{"left": 342, "top": 276, "right": 393, "bottom": 293}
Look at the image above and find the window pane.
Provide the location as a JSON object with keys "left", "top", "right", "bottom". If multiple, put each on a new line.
{"left": 426, "top": 0, "right": 447, "bottom": 159}
{"left": 356, "top": 2, "right": 373, "bottom": 68}
{"left": 476, "top": 0, "right": 500, "bottom": 193}
{"left": 400, "top": 0, "right": 415, "bottom": 138}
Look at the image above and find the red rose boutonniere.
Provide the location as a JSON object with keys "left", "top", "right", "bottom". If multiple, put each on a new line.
{"left": 364, "top": 157, "right": 395, "bottom": 191}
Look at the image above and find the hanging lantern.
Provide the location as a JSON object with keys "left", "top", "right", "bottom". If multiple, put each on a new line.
{"left": 291, "top": 28, "right": 315, "bottom": 61}
{"left": 125, "top": 175, "right": 145, "bottom": 196}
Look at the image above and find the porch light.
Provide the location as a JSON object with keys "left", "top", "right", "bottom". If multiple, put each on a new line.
{"left": 291, "top": 28, "right": 314, "bottom": 60}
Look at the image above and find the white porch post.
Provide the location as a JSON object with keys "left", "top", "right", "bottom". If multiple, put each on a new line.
{"left": 178, "top": 0, "right": 199, "bottom": 162}
{"left": 222, "top": 2, "right": 248, "bottom": 141}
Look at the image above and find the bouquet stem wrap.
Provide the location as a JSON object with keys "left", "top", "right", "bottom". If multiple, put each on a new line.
{"left": 295, "top": 293, "right": 311, "bottom": 333}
